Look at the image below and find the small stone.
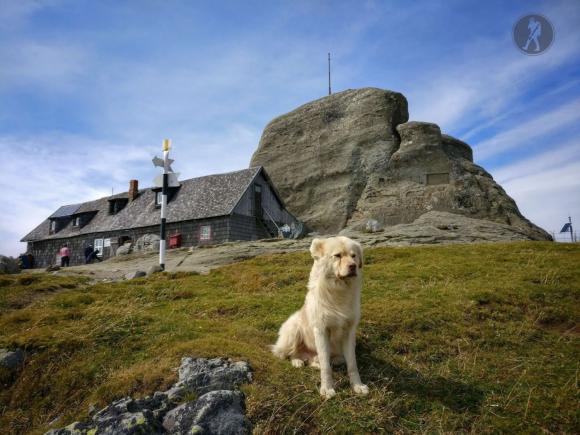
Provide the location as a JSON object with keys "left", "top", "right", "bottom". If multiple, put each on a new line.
{"left": 364, "top": 219, "right": 383, "bottom": 233}
{"left": 45, "top": 421, "right": 95, "bottom": 435}
{"left": 0, "top": 348, "right": 24, "bottom": 370}
{"left": 46, "top": 265, "right": 61, "bottom": 272}
{"left": 147, "top": 265, "right": 164, "bottom": 276}
{"left": 124, "top": 270, "right": 146, "bottom": 280}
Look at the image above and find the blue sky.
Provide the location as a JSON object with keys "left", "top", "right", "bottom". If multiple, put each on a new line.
{"left": 1, "top": 0, "right": 579, "bottom": 255}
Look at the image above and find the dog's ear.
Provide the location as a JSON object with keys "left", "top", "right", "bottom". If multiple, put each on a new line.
{"left": 310, "top": 238, "right": 325, "bottom": 260}
{"left": 354, "top": 241, "right": 364, "bottom": 268}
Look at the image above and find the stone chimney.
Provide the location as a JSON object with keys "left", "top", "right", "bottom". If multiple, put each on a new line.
{"left": 128, "top": 179, "right": 139, "bottom": 201}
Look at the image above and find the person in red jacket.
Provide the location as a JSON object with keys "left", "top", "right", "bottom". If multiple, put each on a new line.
{"left": 59, "top": 244, "right": 71, "bottom": 267}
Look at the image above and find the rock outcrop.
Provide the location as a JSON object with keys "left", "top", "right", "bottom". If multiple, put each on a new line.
{"left": 250, "top": 87, "right": 550, "bottom": 241}
{"left": 46, "top": 357, "right": 252, "bottom": 435}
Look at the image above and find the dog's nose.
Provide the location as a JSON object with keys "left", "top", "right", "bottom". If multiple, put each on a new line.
{"left": 348, "top": 264, "right": 357, "bottom": 272}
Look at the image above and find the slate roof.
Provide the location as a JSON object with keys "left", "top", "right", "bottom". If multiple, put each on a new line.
{"left": 49, "top": 203, "right": 82, "bottom": 218}
{"left": 22, "top": 167, "right": 264, "bottom": 242}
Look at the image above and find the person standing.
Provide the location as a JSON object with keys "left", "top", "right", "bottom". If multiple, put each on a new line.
{"left": 84, "top": 245, "right": 94, "bottom": 264}
{"left": 59, "top": 244, "right": 71, "bottom": 267}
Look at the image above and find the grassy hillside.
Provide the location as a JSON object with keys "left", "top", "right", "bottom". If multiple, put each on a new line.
{"left": 1, "top": 242, "right": 579, "bottom": 434}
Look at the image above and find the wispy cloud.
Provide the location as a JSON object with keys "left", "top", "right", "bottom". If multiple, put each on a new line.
{"left": 0, "top": 39, "right": 88, "bottom": 91}
{"left": 406, "top": 2, "right": 580, "bottom": 134}
{"left": 490, "top": 136, "right": 580, "bottom": 235}
{"left": 474, "top": 98, "right": 580, "bottom": 161}
{"left": 491, "top": 139, "right": 580, "bottom": 184}
{"left": 500, "top": 160, "right": 580, "bottom": 234}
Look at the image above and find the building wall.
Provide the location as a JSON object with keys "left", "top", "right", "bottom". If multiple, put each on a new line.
{"left": 229, "top": 213, "right": 269, "bottom": 241}
{"left": 27, "top": 216, "right": 231, "bottom": 268}
{"left": 233, "top": 173, "right": 296, "bottom": 226}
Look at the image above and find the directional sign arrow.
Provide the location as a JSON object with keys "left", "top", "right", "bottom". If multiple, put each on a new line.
{"left": 152, "top": 156, "right": 175, "bottom": 168}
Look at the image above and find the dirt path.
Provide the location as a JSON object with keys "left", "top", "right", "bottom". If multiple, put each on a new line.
{"left": 50, "top": 238, "right": 312, "bottom": 281}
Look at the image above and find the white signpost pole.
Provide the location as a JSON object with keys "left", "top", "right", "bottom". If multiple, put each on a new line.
{"left": 159, "top": 139, "right": 171, "bottom": 270}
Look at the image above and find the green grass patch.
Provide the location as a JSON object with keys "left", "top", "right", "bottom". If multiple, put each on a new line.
{"left": 0, "top": 242, "right": 578, "bottom": 434}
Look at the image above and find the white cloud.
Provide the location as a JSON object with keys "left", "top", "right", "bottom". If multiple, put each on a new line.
{"left": 0, "top": 39, "right": 89, "bottom": 92}
{"left": 500, "top": 161, "right": 580, "bottom": 236}
{"left": 473, "top": 98, "right": 580, "bottom": 161}
{"left": 488, "top": 137, "right": 580, "bottom": 237}
{"left": 406, "top": 3, "right": 580, "bottom": 133}
{"left": 0, "top": 124, "right": 262, "bottom": 256}
{"left": 491, "top": 139, "right": 580, "bottom": 184}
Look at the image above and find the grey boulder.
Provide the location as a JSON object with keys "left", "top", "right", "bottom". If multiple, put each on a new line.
{"left": 250, "top": 87, "right": 551, "bottom": 241}
{"left": 125, "top": 270, "right": 147, "bottom": 280}
{"left": 166, "top": 357, "right": 253, "bottom": 400}
{"left": 135, "top": 234, "right": 161, "bottom": 252}
{"left": 163, "top": 390, "right": 250, "bottom": 435}
{"left": 116, "top": 243, "right": 133, "bottom": 256}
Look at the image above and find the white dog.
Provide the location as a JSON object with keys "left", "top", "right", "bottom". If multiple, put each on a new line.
{"left": 271, "top": 236, "right": 368, "bottom": 399}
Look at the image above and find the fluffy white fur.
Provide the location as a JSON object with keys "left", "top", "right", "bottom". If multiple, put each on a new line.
{"left": 271, "top": 236, "right": 368, "bottom": 399}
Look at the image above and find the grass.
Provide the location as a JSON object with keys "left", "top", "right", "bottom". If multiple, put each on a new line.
{"left": 0, "top": 241, "right": 579, "bottom": 434}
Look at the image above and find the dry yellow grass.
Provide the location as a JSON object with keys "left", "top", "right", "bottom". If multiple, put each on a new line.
{"left": 1, "top": 241, "right": 579, "bottom": 434}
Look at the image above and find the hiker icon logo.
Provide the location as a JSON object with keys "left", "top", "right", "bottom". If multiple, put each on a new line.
{"left": 513, "top": 14, "right": 554, "bottom": 55}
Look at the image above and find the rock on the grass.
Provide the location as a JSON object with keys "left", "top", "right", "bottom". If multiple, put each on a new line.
{"left": 135, "top": 233, "right": 161, "bottom": 253}
{"left": 125, "top": 270, "right": 146, "bottom": 280}
{"left": 163, "top": 390, "right": 250, "bottom": 435}
{"left": 45, "top": 421, "right": 95, "bottom": 435}
{"left": 45, "top": 358, "right": 253, "bottom": 435}
{"left": 116, "top": 243, "right": 133, "bottom": 256}
{"left": 167, "top": 357, "right": 253, "bottom": 399}
{"left": 0, "top": 255, "right": 20, "bottom": 274}
{"left": 147, "top": 265, "right": 164, "bottom": 276}
{"left": 0, "top": 348, "right": 24, "bottom": 370}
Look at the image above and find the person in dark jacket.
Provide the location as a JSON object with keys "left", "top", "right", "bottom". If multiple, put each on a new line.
{"left": 84, "top": 245, "right": 94, "bottom": 264}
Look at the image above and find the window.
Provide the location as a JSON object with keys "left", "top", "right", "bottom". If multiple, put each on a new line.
{"left": 155, "top": 191, "right": 163, "bottom": 207}
{"left": 199, "top": 225, "right": 212, "bottom": 241}
{"left": 94, "top": 238, "right": 104, "bottom": 257}
{"left": 72, "top": 216, "right": 80, "bottom": 227}
{"left": 50, "top": 220, "right": 56, "bottom": 233}
{"left": 108, "top": 198, "right": 128, "bottom": 215}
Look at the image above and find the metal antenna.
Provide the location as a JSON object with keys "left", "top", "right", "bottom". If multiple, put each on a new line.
{"left": 328, "top": 52, "right": 332, "bottom": 95}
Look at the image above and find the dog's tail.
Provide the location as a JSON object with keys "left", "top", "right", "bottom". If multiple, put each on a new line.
{"left": 270, "top": 312, "right": 302, "bottom": 359}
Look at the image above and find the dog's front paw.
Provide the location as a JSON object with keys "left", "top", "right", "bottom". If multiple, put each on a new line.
{"left": 320, "top": 386, "right": 336, "bottom": 399}
{"left": 291, "top": 358, "right": 304, "bottom": 368}
{"left": 352, "top": 383, "right": 369, "bottom": 395}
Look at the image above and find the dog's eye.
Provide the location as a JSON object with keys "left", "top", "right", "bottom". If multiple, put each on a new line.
{"left": 351, "top": 254, "right": 356, "bottom": 258}
{"left": 333, "top": 253, "right": 341, "bottom": 258}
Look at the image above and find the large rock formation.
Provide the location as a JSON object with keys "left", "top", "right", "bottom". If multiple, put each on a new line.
{"left": 250, "top": 88, "right": 550, "bottom": 241}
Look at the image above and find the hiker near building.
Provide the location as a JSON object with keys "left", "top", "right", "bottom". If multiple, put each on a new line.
{"left": 59, "top": 244, "right": 71, "bottom": 267}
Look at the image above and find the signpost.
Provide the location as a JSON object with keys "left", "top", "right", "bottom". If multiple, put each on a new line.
{"left": 559, "top": 216, "right": 574, "bottom": 242}
{"left": 152, "top": 139, "right": 176, "bottom": 270}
